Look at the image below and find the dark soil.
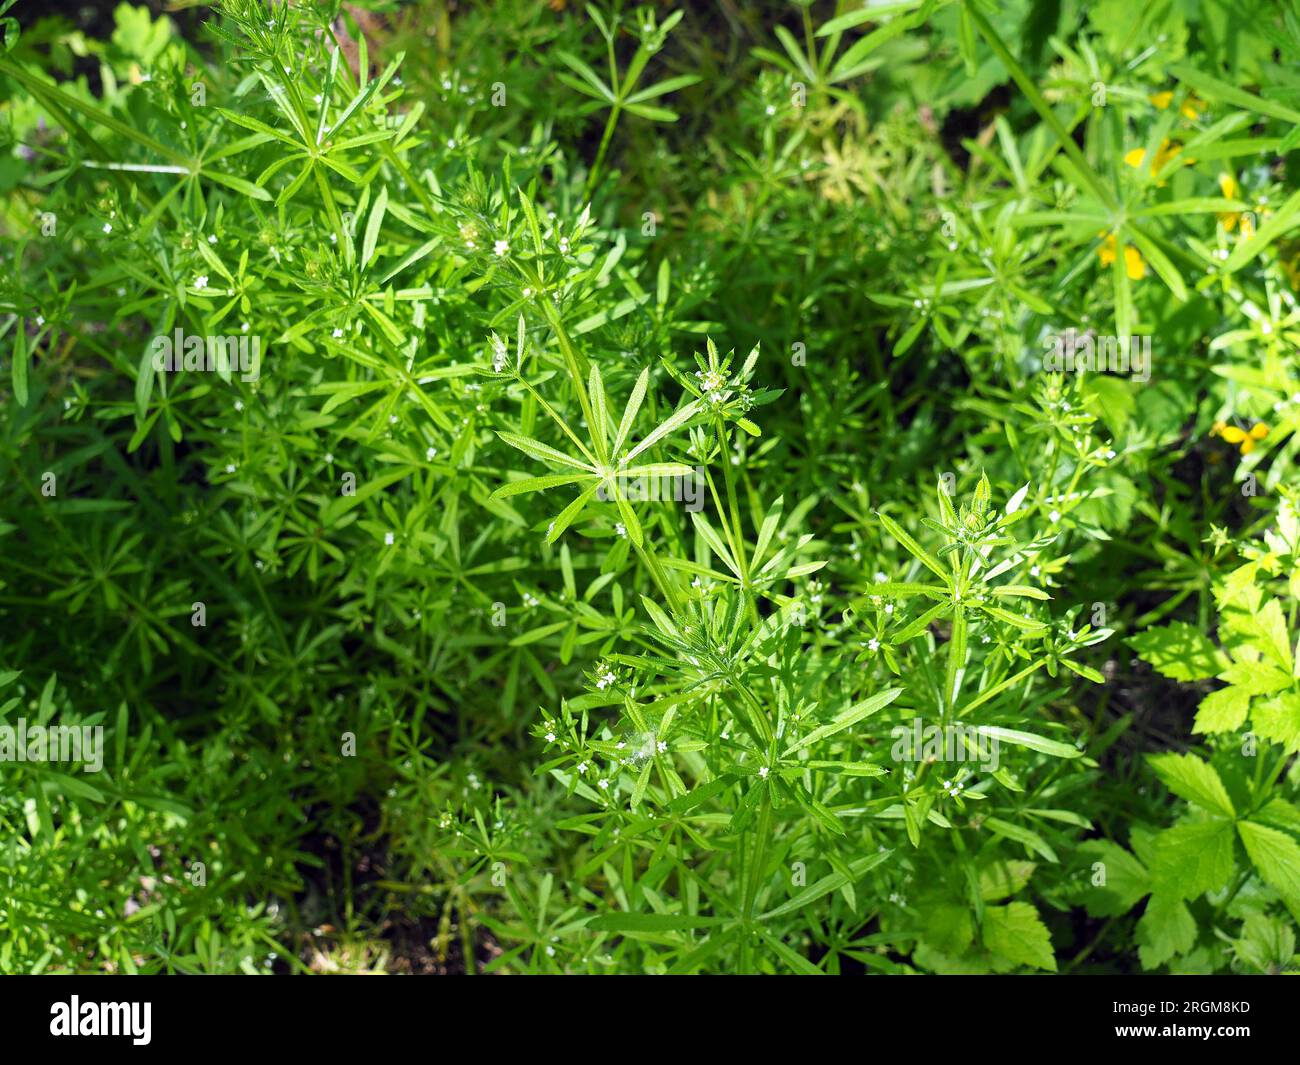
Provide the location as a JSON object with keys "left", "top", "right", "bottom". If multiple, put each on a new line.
{"left": 283, "top": 800, "right": 500, "bottom": 975}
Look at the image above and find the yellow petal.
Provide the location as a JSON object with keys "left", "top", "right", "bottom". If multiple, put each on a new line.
{"left": 1124, "top": 147, "right": 1147, "bottom": 168}
{"left": 1097, "top": 233, "right": 1118, "bottom": 266}
{"left": 1124, "top": 244, "right": 1146, "bottom": 280}
{"left": 1240, "top": 438, "right": 1255, "bottom": 455}
{"left": 1218, "top": 173, "right": 1239, "bottom": 199}
{"left": 1180, "top": 98, "right": 1201, "bottom": 120}
{"left": 1220, "top": 426, "right": 1248, "bottom": 444}
{"left": 1250, "top": 423, "right": 1269, "bottom": 440}
{"left": 1241, "top": 214, "right": 1256, "bottom": 240}
{"left": 1150, "top": 91, "right": 1174, "bottom": 110}
{"left": 1153, "top": 140, "right": 1182, "bottom": 171}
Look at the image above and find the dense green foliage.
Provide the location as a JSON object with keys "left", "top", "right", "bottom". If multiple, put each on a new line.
{"left": 1, "top": 0, "right": 1299, "bottom": 974}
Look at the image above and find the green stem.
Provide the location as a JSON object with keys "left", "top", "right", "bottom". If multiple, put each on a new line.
{"left": 584, "top": 105, "right": 622, "bottom": 202}
{"left": 711, "top": 422, "right": 761, "bottom": 626}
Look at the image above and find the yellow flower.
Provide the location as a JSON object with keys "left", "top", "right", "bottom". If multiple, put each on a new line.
{"left": 1096, "top": 232, "right": 1146, "bottom": 279}
{"left": 1124, "top": 244, "right": 1146, "bottom": 279}
{"left": 1214, "top": 421, "right": 1269, "bottom": 454}
{"left": 1125, "top": 139, "right": 1183, "bottom": 175}
{"left": 1149, "top": 91, "right": 1203, "bottom": 120}
{"left": 1218, "top": 173, "right": 1242, "bottom": 231}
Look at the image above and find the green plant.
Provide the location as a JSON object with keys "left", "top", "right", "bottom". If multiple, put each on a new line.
{"left": 1102, "top": 493, "right": 1300, "bottom": 972}
{"left": 1, "top": 0, "right": 1298, "bottom": 976}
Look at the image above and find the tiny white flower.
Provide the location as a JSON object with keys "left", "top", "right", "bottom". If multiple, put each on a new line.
{"left": 577, "top": 761, "right": 588, "bottom": 774}
{"left": 494, "top": 239, "right": 510, "bottom": 257}
{"left": 103, "top": 223, "right": 113, "bottom": 234}
{"left": 389, "top": 414, "right": 398, "bottom": 425}
{"left": 614, "top": 522, "right": 627, "bottom": 538}
{"left": 765, "top": 104, "right": 776, "bottom": 116}
{"left": 426, "top": 446, "right": 438, "bottom": 460}
{"left": 225, "top": 463, "right": 236, "bottom": 474}
{"left": 884, "top": 603, "right": 894, "bottom": 615}
{"left": 874, "top": 572, "right": 888, "bottom": 583}
{"left": 868, "top": 638, "right": 880, "bottom": 652}
{"left": 545, "top": 731, "right": 556, "bottom": 743}
{"left": 598, "top": 778, "right": 610, "bottom": 790}
{"left": 384, "top": 532, "right": 395, "bottom": 546}
{"left": 758, "top": 766, "right": 769, "bottom": 779}
{"left": 234, "top": 400, "right": 244, "bottom": 412}
{"left": 657, "top": 741, "right": 667, "bottom": 753}
{"left": 193, "top": 275, "right": 209, "bottom": 290}
{"left": 207, "top": 234, "right": 217, "bottom": 244}
{"left": 1049, "top": 509, "right": 1061, "bottom": 522}
{"left": 324, "top": 452, "right": 334, "bottom": 464}
{"left": 332, "top": 328, "right": 344, "bottom": 338}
